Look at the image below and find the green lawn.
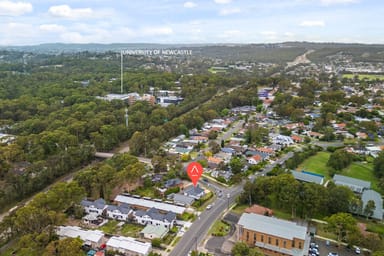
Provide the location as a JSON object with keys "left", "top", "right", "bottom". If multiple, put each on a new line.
{"left": 341, "top": 162, "right": 379, "bottom": 192}
{"left": 209, "top": 220, "right": 231, "bottom": 236}
{"left": 120, "top": 223, "right": 143, "bottom": 237}
{"left": 231, "top": 204, "right": 249, "bottom": 215}
{"left": 297, "top": 152, "right": 331, "bottom": 178}
{"left": 99, "top": 220, "right": 119, "bottom": 234}
{"left": 366, "top": 222, "right": 384, "bottom": 235}
{"left": 132, "top": 187, "right": 157, "bottom": 198}
{"left": 342, "top": 73, "right": 384, "bottom": 81}
{"left": 297, "top": 151, "right": 380, "bottom": 192}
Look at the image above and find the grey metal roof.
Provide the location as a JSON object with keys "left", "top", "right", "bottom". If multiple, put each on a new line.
{"left": 333, "top": 174, "right": 371, "bottom": 192}
{"left": 115, "top": 195, "right": 186, "bottom": 214}
{"left": 184, "top": 185, "right": 204, "bottom": 196}
{"left": 107, "top": 204, "right": 131, "bottom": 214}
{"left": 291, "top": 170, "right": 324, "bottom": 185}
{"left": 362, "top": 189, "right": 383, "bottom": 220}
{"left": 137, "top": 207, "right": 176, "bottom": 223}
{"left": 165, "top": 178, "right": 182, "bottom": 188}
{"left": 238, "top": 213, "right": 307, "bottom": 241}
{"left": 81, "top": 198, "right": 106, "bottom": 210}
{"left": 173, "top": 194, "right": 195, "bottom": 205}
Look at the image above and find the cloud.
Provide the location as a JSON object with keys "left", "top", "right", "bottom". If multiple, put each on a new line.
{"left": 39, "top": 24, "right": 66, "bottom": 33}
{"left": 299, "top": 20, "right": 325, "bottom": 27}
{"left": 0, "top": 0, "right": 32, "bottom": 16}
{"left": 214, "top": 0, "right": 232, "bottom": 4}
{"left": 183, "top": 1, "right": 197, "bottom": 8}
{"left": 141, "top": 26, "right": 173, "bottom": 36}
{"left": 219, "top": 7, "right": 241, "bottom": 15}
{"left": 320, "top": 0, "right": 358, "bottom": 5}
{"left": 48, "top": 5, "right": 93, "bottom": 19}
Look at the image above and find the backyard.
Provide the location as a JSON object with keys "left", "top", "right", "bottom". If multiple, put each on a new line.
{"left": 99, "top": 220, "right": 143, "bottom": 237}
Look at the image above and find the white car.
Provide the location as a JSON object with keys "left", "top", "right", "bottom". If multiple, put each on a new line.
{"left": 355, "top": 247, "right": 361, "bottom": 254}
{"left": 206, "top": 204, "right": 212, "bottom": 210}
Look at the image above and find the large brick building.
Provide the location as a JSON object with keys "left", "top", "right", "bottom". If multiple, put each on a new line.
{"left": 237, "top": 213, "right": 310, "bottom": 256}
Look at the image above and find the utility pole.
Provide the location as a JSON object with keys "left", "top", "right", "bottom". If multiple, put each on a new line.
{"left": 125, "top": 107, "right": 128, "bottom": 128}
{"left": 121, "top": 50, "right": 123, "bottom": 94}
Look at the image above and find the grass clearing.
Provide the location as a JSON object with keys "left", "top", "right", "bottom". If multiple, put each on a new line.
{"left": 272, "top": 209, "right": 293, "bottom": 221}
{"left": 120, "top": 223, "right": 143, "bottom": 237}
{"left": 132, "top": 187, "right": 157, "bottom": 198}
{"left": 99, "top": 220, "right": 119, "bottom": 234}
{"left": 297, "top": 152, "right": 331, "bottom": 178}
{"left": 342, "top": 73, "right": 384, "bottom": 81}
{"left": 366, "top": 222, "right": 384, "bottom": 235}
{"left": 341, "top": 162, "right": 379, "bottom": 191}
{"left": 231, "top": 204, "right": 249, "bottom": 215}
{"left": 209, "top": 220, "right": 231, "bottom": 236}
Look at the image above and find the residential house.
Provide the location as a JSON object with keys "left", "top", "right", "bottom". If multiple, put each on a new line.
{"left": 183, "top": 185, "right": 205, "bottom": 200}
{"left": 361, "top": 189, "right": 383, "bottom": 220}
{"left": 244, "top": 149, "right": 270, "bottom": 161}
{"left": 106, "top": 203, "right": 132, "bottom": 221}
{"left": 237, "top": 213, "right": 310, "bottom": 256}
{"left": 106, "top": 236, "right": 152, "bottom": 256}
{"left": 221, "top": 147, "right": 236, "bottom": 155}
{"left": 81, "top": 198, "right": 107, "bottom": 216}
{"left": 333, "top": 123, "right": 347, "bottom": 130}
{"left": 164, "top": 178, "right": 183, "bottom": 189}
{"left": 141, "top": 224, "right": 168, "bottom": 239}
{"left": 271, "top": 135, "right": 294, "bottom": 146}
{"left": 248, "top": 155, "right": 262, "bottom": 165}
{"left": 171, "top": 193, "right": 195, "bottom": 206}
{"left": 56, "top": 226, "right": 104, "bottom": 248}
{"left": 356, "top": 132, "right": 368, "bottom": 140}
{"left": 291, "top": 170, "right": 324, "bottom": 185}
{"left": 307, "top": 131, "right": 324, "bottom": 139}
{"left": 256, "top": 147, "right": 275, "bottom": 157}
{"left": 134, "top": 207, "right": 176, "bottom": 229}
{"left": 114, "top": 195, "right": 186, "bottom": 214}
{"left": 333, "top": 174, "right": 371, "bottom": 194}
{"left": 290, "top": 135, "right": 303, "bottom": 143}
{"left": 207, "top": 156, "right": 223, "bottom": 169}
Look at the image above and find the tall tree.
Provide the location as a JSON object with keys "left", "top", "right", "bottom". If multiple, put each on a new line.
{"left": 326, "top": 213, "right": 358, "bottom": 245}
{"left": 363, "top": 200, "right": 376, "bottom": 219}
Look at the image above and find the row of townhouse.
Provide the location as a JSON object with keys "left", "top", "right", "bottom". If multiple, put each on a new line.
{"left": 81, "top": 197, "right": 178, "bottom": 229}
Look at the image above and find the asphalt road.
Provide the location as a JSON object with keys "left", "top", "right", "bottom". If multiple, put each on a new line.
{"left": 215, "top": 119, "right": 245, "bottom": 144}
{"left": 169, "top": 151, "right": 293, "bottom": 256}
{"left": 169, "top": 184, "right": 241, "bottom": 256}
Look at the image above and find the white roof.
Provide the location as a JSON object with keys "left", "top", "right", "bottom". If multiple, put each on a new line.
{"left": 114, "top": 195, "right": 185, "bottom": 214}
{"left": 106, "top": 236, "right": 151, "bottom": 255}
{"left": 362, "top": 189, "right": 383, "bottom": 220}
{"left": 238, "top": 213, "right": 307, "bottom": 240}
{"left": 57, "top": 226, "right": 104, "bottom": 243}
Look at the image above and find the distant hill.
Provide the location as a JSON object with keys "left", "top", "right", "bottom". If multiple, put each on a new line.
{"left": 1, "top": 42, "right": 384, "bottom": 63}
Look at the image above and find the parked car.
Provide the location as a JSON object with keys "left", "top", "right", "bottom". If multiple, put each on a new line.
{"left": 355, "top": 247, "right": 361, "bottom": 254}
{"left": 206, "top": 204, "right": 212, "bottom": 210}
{"left": 328, "top": 253, "right": 339, "bottom": 256}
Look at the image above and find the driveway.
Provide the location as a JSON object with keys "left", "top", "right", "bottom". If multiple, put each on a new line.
{"left": 205, "top": 212, "right": 238, "bottom": 255}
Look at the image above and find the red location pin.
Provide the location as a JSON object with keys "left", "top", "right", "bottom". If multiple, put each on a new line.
{"left": 187, "top": 162, "right": 203, "bottom": 187}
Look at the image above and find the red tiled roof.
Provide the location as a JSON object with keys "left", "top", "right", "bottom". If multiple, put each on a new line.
{"left": 245, "top": 204, "right": 273, "bottom": 216}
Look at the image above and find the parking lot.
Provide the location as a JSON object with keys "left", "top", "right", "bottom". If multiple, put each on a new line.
{"left": 311, "top": 238, "right": 361, "bottom": 256}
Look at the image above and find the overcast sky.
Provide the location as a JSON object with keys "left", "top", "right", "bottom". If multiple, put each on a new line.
{"left": 0, "top": 0, "right": 382, "bottom": 45}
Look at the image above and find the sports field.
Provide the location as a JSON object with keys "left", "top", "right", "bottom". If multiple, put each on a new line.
{"left": 342, "top": 73, "right": 384, "bottom": 80}
{"left": 297, "top": 152, "right": 379, "bottom": 191}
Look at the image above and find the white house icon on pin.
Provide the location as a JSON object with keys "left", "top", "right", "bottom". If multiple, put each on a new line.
{"left": 190, "top": 165, "right": 199, "bottom": 177}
